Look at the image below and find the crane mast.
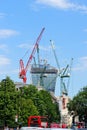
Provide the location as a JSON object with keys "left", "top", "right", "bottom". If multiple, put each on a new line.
{"left": 50, "top": 40, "right": 73, "bottom": 96}
{"left": 50, "top": 40, "right": 60, "bottom": 71}
{"left": 19, "top": 27, "right": 45, "bottom": 83}
{"left": 60, "top": 58, "right": 73, "bottom": 95}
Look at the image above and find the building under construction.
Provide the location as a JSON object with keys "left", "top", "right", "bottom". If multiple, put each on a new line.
{"left": 19, "top": 28, "right": 58, "bottom": 93}
{"left": 18, "top": 27, "right": 74, "bottom": 127}
{"left": 30, "top": 62, "right": 58, "bottom": 93}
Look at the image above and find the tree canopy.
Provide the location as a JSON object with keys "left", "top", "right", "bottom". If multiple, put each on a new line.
{"left": 67, "top": 86, "right": 87, "bottom": 123}
{"left": 0, "top": 77, "right": 60, "bottom": 127}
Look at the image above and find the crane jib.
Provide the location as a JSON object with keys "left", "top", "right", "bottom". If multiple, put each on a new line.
{"left": 25, "top": 27, "right": 45, "bottom": 72}
{"left": 19, "top": 27, "right": 45, "bottom": 83}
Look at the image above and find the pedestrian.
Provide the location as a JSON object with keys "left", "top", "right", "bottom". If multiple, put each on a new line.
{"left": 19, "top": 124, "right": 22, "bottom": 130}
{"left": 4, "top": 125, "right": 9, "bottom": 130}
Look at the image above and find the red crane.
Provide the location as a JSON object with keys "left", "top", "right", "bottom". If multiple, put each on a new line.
{"left": 19, "top": 27, "right": 45, "bottom": 83}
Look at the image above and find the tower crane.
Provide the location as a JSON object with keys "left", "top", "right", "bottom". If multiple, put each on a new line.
{"left": 19, "top": 27, "right": 45, "bottom": 83}
{"left": 60, "top": 58, "right": 73, "bottom": 96}
{"left": 50, "top": 40, "right": 60, "bottom": 72}
{"left": 50, "top": 40, "right": 73, "bottom": 96}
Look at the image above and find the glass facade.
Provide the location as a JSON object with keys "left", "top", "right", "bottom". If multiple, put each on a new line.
{"left": 30, "top": 64, "right": 58, "bottom": 93}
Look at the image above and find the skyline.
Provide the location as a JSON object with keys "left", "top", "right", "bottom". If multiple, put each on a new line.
{"left": 0, "top": 0, "right": 87, "bottom": 98}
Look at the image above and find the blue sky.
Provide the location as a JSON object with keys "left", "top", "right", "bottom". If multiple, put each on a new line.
{"left": 0, "top": 0, "right": 87, "bottom": 98}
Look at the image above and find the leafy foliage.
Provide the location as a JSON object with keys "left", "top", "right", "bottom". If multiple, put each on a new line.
{"left": 0, "top": 77, "right": 60, "bottom": 127}
{"left": 0, "top": 77, "right": 18, "bottom": 127}
{"left": 67, "top": 86, "right": 87, "bottom": 122}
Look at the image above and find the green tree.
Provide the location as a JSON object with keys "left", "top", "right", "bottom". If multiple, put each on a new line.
{"left": 0, "top": 77, "right": 61, "bottom": 127}
{"left": 18, "top": 85, "right": 39, "bottom": 125}
{"left": 0, "top": 77, "right": 19, "bottom": 127}
{"left": 67, "top": 86, "right": 87, "bottom": 123}
{"left": 38, "top": 90, "right": 61, "bottom": 123}
{"left": 19, "top": 98, "right": 39, "bottom": 126}
{"left": 19, "top": 86, "right": 61, "bottom": 124}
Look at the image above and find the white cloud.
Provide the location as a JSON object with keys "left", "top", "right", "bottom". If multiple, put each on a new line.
{"left": 83, "top": 28, "right": 87, "bottom": 32}
{"left": 18, "top": 43, "right": 33, "bottom": 49}
{"left": 18, "top": 43, "right": 50, "bottom": 52}
{"left": 36, "top": 0, "right": 87, "bottom": 12}
{"left": 39, "top": 45, "right": 50, "bottom": 51}
{"left": 1, "top": 69, "right": 18, "bottom": 74}
{"left": 0, "top": 13, "right": 6, "bottom": 18}
{"left": 83, "top": 41, "right": 87, "bottom": 44}
{"left": 0, "top": 44, "right": 9, "bottom": 53}
{"left": 74, "top": 56, "right": 87, "bottom": 71}
{"left": 0, "top": 29, "right": 19, "bottom": 38}
{"left": 0, "top": 55, "right": 10, "bottom": 66}
{"left": 30, "top": 3, "right": 39, "bottom": 11}
{"left": 36, "top": 0, "right": 74, "bottom": 9}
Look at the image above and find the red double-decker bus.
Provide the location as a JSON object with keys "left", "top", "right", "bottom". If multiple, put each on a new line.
{"left": 28, "top": 116, "right": 48, "bottom": 128}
